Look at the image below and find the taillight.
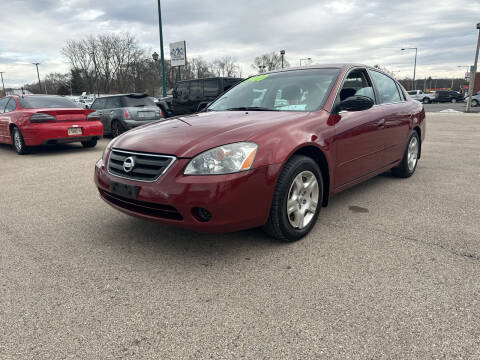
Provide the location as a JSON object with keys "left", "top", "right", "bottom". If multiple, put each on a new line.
{"left": 30, "top": 113, "right": 56, "bottom": 123}
{"left": 87, "top": 115, "right": 101, "bottom": 121}
{"left": 124, "top": 109, "right": 130, "bottom": 119}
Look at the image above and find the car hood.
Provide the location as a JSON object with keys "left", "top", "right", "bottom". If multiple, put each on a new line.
{"left": 112, "top": 110, "right": 311, "bottom": 158}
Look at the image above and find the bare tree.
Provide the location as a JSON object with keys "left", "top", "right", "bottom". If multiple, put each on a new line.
{"left": 212, "top": 57, "right": 241, "bottom": 77}
{"left": 252, "top": 52, "right": 290, "bottom": 73}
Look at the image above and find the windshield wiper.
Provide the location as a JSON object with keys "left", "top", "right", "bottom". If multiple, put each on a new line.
{"left": 224, "top": 106, "right": 277, "bottom": 111}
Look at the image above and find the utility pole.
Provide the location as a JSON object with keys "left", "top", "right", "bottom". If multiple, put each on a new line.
{"left": 156, "top": 0, "right": 167, "bottom": 97}
{"left": 0, "top": 72, "right": 5, "bottom": 96}
{"left": 32, "top": 63, "right": 44, "bottom": 94}
{"left": 401, "top": 47, "right": 417, "bottom": 90}
{"left": 466, "top": 23, "right": 480, "bottom": 113}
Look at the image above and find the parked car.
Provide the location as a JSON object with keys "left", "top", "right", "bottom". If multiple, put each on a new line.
{"left": 407, "top": 90, "right": 437, "bottom": 104}
{"left": 89, "top": 93, "right": 164, "bottom": 137}
{"left": 435, "top": 90, "right": 463, "bottom": 103}
{"left": 94, "top": 64, "right": 425, "bottom": 242}
{"left": 0, "top": 95, "right": 103, "bottom": 154}
{"left": 160, "top": 77, "right": 243, "bottom": 117}
{"left": 465, "top": 91, "right": 480, "bottom": 106}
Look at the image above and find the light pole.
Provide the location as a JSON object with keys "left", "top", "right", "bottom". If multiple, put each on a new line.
{"left": 156, "top": 0, "right": 167, "bottom": 97}
{"left": 32, "top": 63, "right": 44, "bottom": 94}
{"left": 299, "top": 58, "right": 311, "bottom": 67}
{"left": 280, "top": 50, "right": 285, "bottom": 69}
{"left": 0, "top": 72, "right": 5, "bottom": 96}
{"left": 401, "top": 47, "right": 417, "bottom": 90}
{"left": 466, "top": 23, "right": 480, "bottom": 113}
{"left": 152, "top": 52, "right": 159, "bottom": 97}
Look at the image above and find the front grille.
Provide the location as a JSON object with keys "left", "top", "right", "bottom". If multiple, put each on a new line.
{"left": 100, "top": 190, "right": 183, "bottom": 220}
{"left": 108, "top": 149, "right": 175, "bottom": 182}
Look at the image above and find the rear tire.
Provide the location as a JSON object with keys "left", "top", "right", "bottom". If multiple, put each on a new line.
{"left": 472, "top": 99, "right": 479, "bottom": 107}
{"left": 451, "top": 98, "right": 457, "bottom": 103}
{"left": 391, "top": 131, "right": 420, "bottom": 178}
{"left": 263, "top": 155, "right": 323, "bottom": 242}
{"left": 111, "top": 120, "right": 126, "bottom": 138}
{"left": 12, "top": 127, "right": 29, "bottom": 155}
{"left": 81, "top": 139, "right": 97, "bottom": 148}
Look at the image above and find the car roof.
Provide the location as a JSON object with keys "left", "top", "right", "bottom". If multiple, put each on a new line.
{"left": 95, "top": 93, "right": 149, "bottom": 99}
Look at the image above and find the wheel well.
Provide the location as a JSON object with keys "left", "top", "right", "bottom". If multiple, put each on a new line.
{"left": 413, "top": 126, "right": 421, "bottom": 159}
{"left": 292, "top": 146, "right": 330, "bottom": 206}
{"left": 9, "top": 124, "right": 17, "bottom": 139}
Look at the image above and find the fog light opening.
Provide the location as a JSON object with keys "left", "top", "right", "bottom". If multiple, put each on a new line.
{"left": 192, "top": 207, "right": 212, "bottom": 222}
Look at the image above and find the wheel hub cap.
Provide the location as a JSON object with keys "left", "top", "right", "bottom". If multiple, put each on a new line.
{"left": 287, "top": 170, "right": 319, "bottom": 229}
{"left": 407, "top": 136, "right": 419, "bottom": 171}
{"left": 14, "top": 131, "right": 21, "bottom": 150}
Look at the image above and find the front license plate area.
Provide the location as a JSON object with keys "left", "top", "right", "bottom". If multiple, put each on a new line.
{"left": 110, "top": 181, "right": 139, "bottom": 200}
{"left": 68, "top": 127, "right": 83, "bottom": 136}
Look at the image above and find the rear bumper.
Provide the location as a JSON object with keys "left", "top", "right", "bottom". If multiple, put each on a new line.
{"left": 21, "top": 121, "right": 103, "bottom": 146}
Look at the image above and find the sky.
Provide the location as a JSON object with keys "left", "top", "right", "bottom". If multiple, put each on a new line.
{"left": 1, "top": 0, "right": 480, "bottom": 88}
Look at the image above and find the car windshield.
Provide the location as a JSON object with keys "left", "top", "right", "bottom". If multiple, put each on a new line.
{"left": 123, "top": 95, "right": 156, "bottom": 107}
{"left": 208, "top": 68, "right": 340, "bottom": 112}
{"left": 18, "top": 96, "right": 79, "bottom": 109}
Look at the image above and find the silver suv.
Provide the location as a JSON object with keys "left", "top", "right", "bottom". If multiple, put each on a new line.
{"left": 90, "top": 94, "right": 164, "bottom": 137}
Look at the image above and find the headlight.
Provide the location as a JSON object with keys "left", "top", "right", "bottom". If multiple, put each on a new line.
{"left": 101, "top": 139, "right": 115, "bottom": 164}
{"left": 184, "top": 142, "right": 258, "bottom": 175}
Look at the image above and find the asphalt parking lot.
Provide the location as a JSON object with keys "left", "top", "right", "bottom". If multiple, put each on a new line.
{"left": 1, "top": 113, "right": 480, "bottom": 359}
{"left": 423, "top": 101, "right": 480, "bottom": 112}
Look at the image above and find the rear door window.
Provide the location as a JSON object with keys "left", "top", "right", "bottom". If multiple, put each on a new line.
{"left": 204, "top": 79, "right": 219, "bottom": 97}
{"left": 189, "top": 80, "right": 202, "bottom": 100}
{"left": 105, "top": 97, "right": 122, "bottom": 109}
{"left": 0, "top": 98, "right": 8, "bottom": 113}
{"left": 90, "top": 98, "right": 106, "bottom": 110}
{"left": 369, "top": 70, "right": 402, "bottom": 104}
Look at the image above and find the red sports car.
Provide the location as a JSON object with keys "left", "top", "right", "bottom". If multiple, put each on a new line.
{"left": 94, "top": 64, "right": 425, "bottom": 241}
{"left": 0, "top": 95, "right": 103, "bottom": 154}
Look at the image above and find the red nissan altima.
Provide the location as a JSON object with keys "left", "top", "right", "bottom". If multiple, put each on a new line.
{"left": 0, "top": 95, "right": 103, "bottom": 154}
{"left": 94, "top": 64, "right": 425, "bottom": 241}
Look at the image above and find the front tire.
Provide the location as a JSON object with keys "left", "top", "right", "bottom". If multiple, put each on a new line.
{"left": 391, "top": 131, "right": 420, "bottom": 178}
{"left": 472, "top": 99, "right": 479, "bottom": 107}
{"left": 451, "top": 98, "right": 457, "bottom": 103}
{"left": 81, "top": 139, "right": 97, "bottom": 148}
{"left": 12, "top": 127, "right": 29, "bottom": 155}
{"left": 263, "top": 155, "right": 323, "bottom": 242}
{"left": 422, "top": 97, "right": 431, "bottom": 104}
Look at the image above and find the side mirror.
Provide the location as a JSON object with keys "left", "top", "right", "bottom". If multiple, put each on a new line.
{"left": 335, "top": 95, "right": 374, "bottom": 113}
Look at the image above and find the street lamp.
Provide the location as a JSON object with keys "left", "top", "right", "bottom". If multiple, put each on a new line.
{"left": 151, "top": 52, "right": 160, "bottom": 97}
{"left": 156, "top": 0, "right": 167, "bottom": 97}
{"left": 299, "top": 58, "right": 311, "bottom": 67}
{"left": 466, "top": 23, "right": 480, "bottom": 112}
{"left": 0, "top": 72, "right": 5, "bottom": 96}
{"left": 401, "top": 47, "right": 417, "bottom": 90}
{"left": 280, "top": 50, "right": 285, "bottom": 69}
{"left": 32, "top": 63, "right": 44, "bottom": 94}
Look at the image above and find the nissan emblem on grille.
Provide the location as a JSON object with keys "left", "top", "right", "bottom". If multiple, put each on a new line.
{"left": 123, "top": 157, "right": 135, "bottom": 173}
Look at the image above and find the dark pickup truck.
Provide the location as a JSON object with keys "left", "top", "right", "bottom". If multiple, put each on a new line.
{"left": 157, "top": 77, "right": 243, "bottom": 117}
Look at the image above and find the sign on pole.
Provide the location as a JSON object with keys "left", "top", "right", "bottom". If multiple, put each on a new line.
{"left": 169, "top": 41, "right": 186, "bottom": 67}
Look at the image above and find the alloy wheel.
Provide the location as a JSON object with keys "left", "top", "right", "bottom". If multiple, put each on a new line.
{"left": 407, "top": 135, "right": 419, "bottom": 172}
{"left": 14, "top": 130, "right": 22, "bottom": 151}
{"left": 286, "top": 170, "right": 319, "bottom": 229}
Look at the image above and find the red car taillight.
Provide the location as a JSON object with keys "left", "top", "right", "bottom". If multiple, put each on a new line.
{"left": 30, "top": 113, "right": 56, "bottom": 123}
{"left": 87, "top": 115, "right": 101, "bottom": 121}
{"left": 124, "top": 109, "right": 130, "bottom": 119}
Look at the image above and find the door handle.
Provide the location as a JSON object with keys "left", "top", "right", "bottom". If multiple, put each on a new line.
{"left": 377, "top": 119, "right": 385, "bottom": 128}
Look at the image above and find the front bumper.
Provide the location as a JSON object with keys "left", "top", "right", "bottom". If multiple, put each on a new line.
{"left": 94, "top": 156, "right": 282, "bottom": 233}
{"left": 22, "top": 121, "right": 103, "bottom": 146}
